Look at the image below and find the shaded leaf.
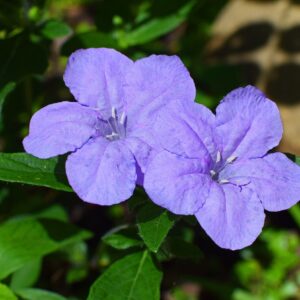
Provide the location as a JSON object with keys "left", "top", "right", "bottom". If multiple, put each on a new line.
{"left": 160, "top": 237, "right": 202, "bottom": 261}
{"left": 102, "top": 225, "right": 143, "bottom": 250}
{"left": 88, "top": 250, "right": 162, "bottom": 300}
{"left": 0, "top": 34, "right": 48, "bottom": 85}
{"left": 0, "top": 217, "right": 91, "bottom": 279}
{"left": 40, "top": 19, "right": 72, "bottom": 39}
{"left": 137, "top": 203, "right": 177, "bottom": 252}
{"left": 62, "top": 31, "right": 118, "bottom": 56}
{"left": 0, "top": 153, "right": 72, "bottom": 192}
{"left": 0, "top": 82, "right": 16, "bottom": 131}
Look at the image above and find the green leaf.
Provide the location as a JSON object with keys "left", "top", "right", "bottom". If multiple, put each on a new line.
{"left": 123, "top": 0, "right": 195, "bottom": 46}
{"left": 16, "top": 288, "right": 66, "bottom": 300}
{"left": 0, "top": 153, "right": 72, "bottom": 192}
{"left": 62, "top": 31, "right": 118, "bottom": 56}
{"left": 137, "top": 203, "right": 177, "bottom": 252}
{"left": 88, "top": 250, "right": 162, "bottom": 300}
{"left": 10, "top": 259, "right": 42, "bottom": 290}
{"left": 40, "top": 20, "right": 72, "bottom": 39}
{"left": 0, "top": 217, "right": 91, "bottom": 279}
{"left": 35, "top": 205, "right": 69, "bottom": 222}
{"left": 0, "top": 284, "right": 17, "bottom": 300}
{"left": 102, "top": 225, "right": 143, "bottom": 250}
{"left": 0, "top": 82, "right": 16, "bottom": 131}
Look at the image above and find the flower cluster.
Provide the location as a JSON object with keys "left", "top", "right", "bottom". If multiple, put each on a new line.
{"left": 24, "top": 48, "right": 300, "bottom": 250}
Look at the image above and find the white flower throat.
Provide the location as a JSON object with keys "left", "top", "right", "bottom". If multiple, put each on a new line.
{"left": 210, "top": 151, "right": 237, "bottom": 184}
{"left": 105, "top": 107, "right": 127, "bottom": 141}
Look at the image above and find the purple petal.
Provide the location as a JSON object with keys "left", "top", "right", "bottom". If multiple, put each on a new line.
{"left": 64, "top": 48, "right": 133, "bottom": 118}
{"left": 221, "top": 153, "right": 300, "bottom": 211}
{"left": 23, "top": 102, "right": 99, "bottom": 158}
{"left": 196, "top": 183, "right": 265, "bottom": 250}
{"left": 216, "top": 85, "right": 283, "bottom": 159}
{"left": 124, "top": 55, "right": 196, "bottom": 130}
{"left": 126, "top": 137, "right": 155, "bottom": 173}
{"left": 66, "top": 138, "right": 137, "bottom": 205}
{"left": 144, "top": 151, "right": 212, "bottom": 215}
{"left": 140, "top": 99, "right": 217, "bottom": 165}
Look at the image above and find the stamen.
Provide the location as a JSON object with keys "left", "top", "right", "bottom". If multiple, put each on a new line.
{"left": 119, "top": 112, "right": 126, "bottom": 125}
{"left": 210, "top": 170, "right": 216, "bottom": 177}
{"left": 226, "top": 155, "right": 237, "bottom": 164}
{"left": 219, "top": 179, "right": 229, "bottom": 184}
{"left": 111, "top": 106, "right": 117, "bottom": 119}
{"left": 216, "top": 151, "right": 221, "bottom": 163}
{"left": 106, "top": 132, "right": 119, "bottom": 141}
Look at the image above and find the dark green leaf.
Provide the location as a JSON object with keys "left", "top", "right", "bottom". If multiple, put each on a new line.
{"left": 102, "top": 225, "right": 143, "bottom": 250}
{"left": 0, "top": 217, "right": 91, "bottom": 279}
{"left": 123, "top": 0, "right": 195, "bottom": 46}
{"left": 16, "top": 288, "right": 66, "bottom": 300}
{"left": 0, "top": 283, "right": 17, "bottom": 300}
{"left": 0, "top": 34, "right": 48, "bottom": 85}
{"left": 62, "top": 31, "right": 118, "bottom": 56}
{"left": 88, "top": 250, "right": 162, "bottom": 300}
{"left": 137, "top": 203, "right": 177, "bottom": 252}
{"left": 0, "top": 82, "right": 16, "bottom": 131}
{"left": 161, "top": 237, "right": 202, "bottom": 261}
{"left": 0, "top": 153, "right": 72, "bottom": 192}
{"left": 10, "top": 259, "right": 42, "bottom": 290}
{"left": 40, "top": 20, "right": 72, "bottom": 39}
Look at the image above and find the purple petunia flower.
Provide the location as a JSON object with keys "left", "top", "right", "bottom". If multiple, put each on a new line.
{"left": 144, "top": 85, "right": 300, "bottom": 250}
{"left": 23, "top": 48, "right": 195, "bottom": 205}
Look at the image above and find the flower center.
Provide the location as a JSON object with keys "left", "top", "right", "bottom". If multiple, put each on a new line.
{"left": 105, "top": 107, "right": 127, "bottom": 141}
{"left": 209, "top": 151, "right": 237, "bottom": 184}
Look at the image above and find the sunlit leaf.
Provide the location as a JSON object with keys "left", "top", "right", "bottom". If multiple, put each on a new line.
{"left": 88, "top": 250, "right": 162, "bottom": 300}
{"left": 10, "top": 259, "right": 42, "bottom": 290}
{"left": 0, "top": 283, "right": 17, "bottom": 300}
{"left": 123, "top": 0, "right": 195, "bottom": 46}
{"left": 16, "top": 288, "right": 66, "bottom": 300}
{"left": 0, "top": 217, "right": 91, "bottom": 279}
{"left": 0, "top": 153, "right": 72, "bottom": 192}
{"left": 137, "top": 203, "right": 177, "bottom": 252}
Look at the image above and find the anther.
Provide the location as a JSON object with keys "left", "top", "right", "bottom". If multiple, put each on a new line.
{"left": 219, "top": 179, "right": 230, "bottom": 184}
{"left": 119, "top": 112, "right": 126, "bottom": 125}
{"left": 210, "top": 170, "right": 216, "bottom": 177}
{"left": 226, "top": 155, "right": 237, "bottom": 164}
{"left": 111, "top": 106, "right": 117, "bottom": 119}
{"left": 216, "top": 151, "right": 221, "bottom": 163}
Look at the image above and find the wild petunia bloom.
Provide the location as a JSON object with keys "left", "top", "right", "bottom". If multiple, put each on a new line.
{"left": 23, "top": 48, "right": 195, "bottom": 205}
{"left": 144, "top": 85, "right": 300, "bottom": 250}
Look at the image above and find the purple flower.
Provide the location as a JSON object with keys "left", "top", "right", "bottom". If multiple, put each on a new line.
{"left": 144, "top": 85, "right": 300, "bottom": 250}
{"left": 23, "top": 48, "right": 195, "bottom": 205}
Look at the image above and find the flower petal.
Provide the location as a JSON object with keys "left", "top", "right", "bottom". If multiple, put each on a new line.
{"left": 124, "top": 54, "right": 196, "bottom": 130}
{"left": 222, "top": 153, "right": 300, "bottom": 211}
{"left": 196, "top": 183, "right": 265, "bottom": 250}
{"left": 23, "top": 102, "right": 99, "bottom": 158}
{"left": 144, "top": 151, "right": 212, "bottom": 215}
{"left": 216, "top": 85, "right": 283, "bottom": 159}
{"left": 125, "top": 137, "right": 155, "bottom": 173}
{"left": 137, "top": 99, "right": 217, "bottom": 168}
{"left": 66, "top": 138, "right": 137, "bottom": 205}
{"left": 64, "top": 48, "right": 133, "bottom": 118}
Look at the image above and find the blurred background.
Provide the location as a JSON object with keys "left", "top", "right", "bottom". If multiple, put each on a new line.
{"left": 1, "top": 0, "right": 300, "bottom": 299}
